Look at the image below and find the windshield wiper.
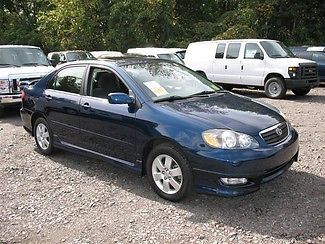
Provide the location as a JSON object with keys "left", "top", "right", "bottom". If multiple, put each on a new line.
{"left": 21, "top": 62, "right": 48, "bottom": 66}
{"left": 189, "top": 90, "right": 216, "bottom": 97}
{"left": 154, "top": 95, "right": 190, "bottom": 103}
{"left": 0, "top": 63, "right": 20, "bottom": 67}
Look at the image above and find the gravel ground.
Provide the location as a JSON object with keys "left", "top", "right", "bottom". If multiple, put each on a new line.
{"left": 0, "top": 88, "right": 324, "bottom": 244}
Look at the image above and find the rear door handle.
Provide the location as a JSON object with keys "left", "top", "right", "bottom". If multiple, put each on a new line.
{"left": 44, "top": 94, "right": 52, "bottom": 101}
{"left": 82, "top": 103, "right": 91, "bottom": 110}
{"left": 225, "top": 65, "right": 227, "bottom": 70}
{"left": 241, "top": 65, "right": 244, "bottom": 70}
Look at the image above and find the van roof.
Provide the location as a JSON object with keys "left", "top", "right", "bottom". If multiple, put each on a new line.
{"left": 189, "top": 39, "right": 279, "bottom": 45}
{"left": 0, "top": 45, "right": 41, "bottom": 49}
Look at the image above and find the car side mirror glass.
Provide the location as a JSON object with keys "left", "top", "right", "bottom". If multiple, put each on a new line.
{"left": 108, "top": 93, "right": 134, "bottom": 105}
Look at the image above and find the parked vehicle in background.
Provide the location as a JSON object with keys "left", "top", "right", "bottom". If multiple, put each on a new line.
{"left": 185, "top": 39, "right": 319, "bottom": 99}
{"left": 168, "top": 48, "right": 186, "bottom": 59}
{"left": 306, "top": 46, "right": 325, "bottom": 52}
{"left": 289, "top": 46, "right": 309, "bottom": 55}
{"left": 20, "top": 58, "right": 299, "bottom": 201}
{"left": 48, "top": 50, "right": 95, "bottom": 67}
{"left": 90, "top": 51, "right": 123, "bottom": 58}
{"left": 127, "top": 47, "right": 184, "bottom": 64}
{"left": 295, "top": 51, "right": 325, "bottom": 83}
{"left": 0, "top": 45, "right": 54, "bottom": 117}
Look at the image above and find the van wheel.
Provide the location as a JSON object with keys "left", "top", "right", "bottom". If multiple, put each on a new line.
{"left": 34, "top": 117, "right": 54, "bottom": 155}
{"left": 292, "top": 88, "right": 311, "bottom": 96}
{"left": 265, "top": 77, "right": 286, "bottom": 99}
{"left": 222, "top": 85, "right": 233, "bottom": 91}
{"left": 146, "top": 143, "right": 193, "bottom": 202}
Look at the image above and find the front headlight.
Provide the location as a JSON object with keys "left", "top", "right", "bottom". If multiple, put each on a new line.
{"left": 202, "top": 129, "right": 259, "bottom": 149}
{"left": 288, "top": 66, "right": 300, "bottom": 78}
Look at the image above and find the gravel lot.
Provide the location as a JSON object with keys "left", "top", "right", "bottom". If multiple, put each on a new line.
{"left": 0, "top": 88, "right": 324, "bottom": 244}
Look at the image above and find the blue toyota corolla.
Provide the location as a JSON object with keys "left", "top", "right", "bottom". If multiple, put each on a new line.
{"left": 20, "top": 58, "right": 299, "bottom": 201}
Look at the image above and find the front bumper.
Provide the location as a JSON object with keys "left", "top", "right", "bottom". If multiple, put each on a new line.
{"left": 0, "top": 94, "right": 22, "bottom": 106}
{"left": 284, "top": 77, "right": 319, "bottom": 89}
{"left": 188, "top": 128, "right": 299, "bottom": 197}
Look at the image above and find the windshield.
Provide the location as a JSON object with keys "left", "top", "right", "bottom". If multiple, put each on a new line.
{"left": 122, "top": 61, "right": 221, "bottom": 101}
{"left": 66, "top": 52, "right": 95, "bottom": 61}
{"left": 0, "top": 47, "right": 50, "bottom": 67}
{"left": 157, "top": 53, "right": 184, "bottom": 64}
{"left": 260, "top": 41, "right": 295, "bottom": 58}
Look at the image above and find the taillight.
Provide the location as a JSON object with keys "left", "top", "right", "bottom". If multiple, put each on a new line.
{"left": 0, "top": 79, "right": 10, "bottom": 93}
{"left": 21, "top": 90, "right": 26, "bottom": 100}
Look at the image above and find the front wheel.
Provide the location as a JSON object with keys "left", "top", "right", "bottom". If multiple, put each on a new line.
{"left": 292, "top": 88, "right": 311, "bottom": 96}
{"left": 34, "top": 117, "right": 54, "bottom": 155}
{"left": 146, "top": 143, "right": 193, "bottom": 202}
{"left": 264, "top": 77, "right": 286, "bottom": 99}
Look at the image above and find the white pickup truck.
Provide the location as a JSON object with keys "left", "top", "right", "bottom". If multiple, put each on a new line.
{"left": 0, "top": 45, "right": 54, "bottom": 116}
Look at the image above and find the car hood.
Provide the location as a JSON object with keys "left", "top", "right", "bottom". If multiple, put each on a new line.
{"left": 160, "top": 92, "right": 284, "bottom": 135}
{"left": 269, "top": 57, "right": 316, "bottom": 66}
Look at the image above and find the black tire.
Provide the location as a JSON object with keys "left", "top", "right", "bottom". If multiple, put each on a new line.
{"left": 292, "top": 88, "right": 311, "bottom": 96}
{"left": 264, "top": 77, "right": 286, "bottom": 99}
{"left": 33, "top": 117, "right": 54, "bottom": 155}
{"left": 146, "top": 143, "right": 193, "bottom": 202}
{"left": 196, "top": 71, "right": 207, "bottom": 78}
{"left": 0, "top": 106, "right": 4, "bottom": 118}
{"left": 222, "top": 84, "right": 233, "bottom": 91}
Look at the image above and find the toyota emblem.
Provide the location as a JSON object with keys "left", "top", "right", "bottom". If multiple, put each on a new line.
{"left": 275, "top": 127, "right": 283, "bottom": 136}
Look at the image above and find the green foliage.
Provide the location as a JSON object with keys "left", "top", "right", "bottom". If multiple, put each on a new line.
{"left": 0, "top": 0, "right": 324, "bottom": 51}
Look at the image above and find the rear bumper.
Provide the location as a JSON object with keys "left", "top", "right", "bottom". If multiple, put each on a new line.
{"left": 284, "top": 77, "right": 319, "bottom": 89}
{"left": 0, "top": 94, "right": 22, "bottom": 106}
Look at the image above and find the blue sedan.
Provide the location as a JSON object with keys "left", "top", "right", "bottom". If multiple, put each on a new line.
{"left": 20, "top": 59, "right": 299, "bottom": 201}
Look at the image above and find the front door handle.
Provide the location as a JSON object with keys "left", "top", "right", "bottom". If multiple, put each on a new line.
{"left": 82, "top": 103, "right": 91, "bottom": 110}
{"left": 241, "top": 65, "right": 244, "bottom": 70}
{"left": 225, "top": 65, "right": 227, "bottom": 70}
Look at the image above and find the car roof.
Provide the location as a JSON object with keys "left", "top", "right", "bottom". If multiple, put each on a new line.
{"left": 57, "top": 57, "right": 166, "bottom": 68}
{"left": 48, "top": 50, "right": 90, "bottom": 55}
{"left": 0, "top": 45, "right": 41, "bottom": 49}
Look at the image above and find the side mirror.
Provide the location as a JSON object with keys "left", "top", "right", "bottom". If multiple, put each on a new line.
{"left": 108, "top": 92, "right": 134, "bottom": 105}
{"left": 254, "top": 52, "right": 264, "bottom": 60}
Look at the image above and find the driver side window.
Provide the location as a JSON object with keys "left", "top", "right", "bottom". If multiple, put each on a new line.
{"left": 88, "top": 67, "right": 129, "bottom": 99}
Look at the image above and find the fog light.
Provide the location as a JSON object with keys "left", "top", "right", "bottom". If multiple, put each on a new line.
{"left": 220, "top": 177, "right": 247, "bottom": 185}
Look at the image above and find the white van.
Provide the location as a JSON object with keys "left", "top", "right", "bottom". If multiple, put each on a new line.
{"left": 127, "top": 47, "right": 184, "bottom": 64}
{"left": 185, "top": 39, "right": 319, "bottom": 98}
{"left": 0, "top": 45, "right": 54, "bottom": 116}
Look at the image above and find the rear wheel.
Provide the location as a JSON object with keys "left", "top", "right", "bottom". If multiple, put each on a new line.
{"left": 34, "top": 117, "right": 54, "bottom": 155}
{"left": 292, "top": 88, "right": 311, "bottom": 96}
{"left": 265, "top": 77, "right": 286, "bottom": 99}
{"left": 146, "top": 143, "right": 193, "bottom": 202}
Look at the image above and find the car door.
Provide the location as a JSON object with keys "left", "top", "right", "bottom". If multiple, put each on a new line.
{"left": 78, "top": 66, "right": 137, "bottom": 165}
{"left": 222, "top": 43, "right": 242, "bottom": 84}
{"left": 240, "top": 43, "right": 266, "bottom": 86}
{"left": 211, "top": 43, "right": 227, "bottom": 82}
{"left": 44, "top": 65, "right": 87, "bottom": 146}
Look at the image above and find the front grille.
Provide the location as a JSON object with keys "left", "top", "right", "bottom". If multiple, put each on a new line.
{"left": 301, "top": 65, "right": 317, "bottom": 79}
{"left": 260, "top": 122, "right": 289, "bottom": 145}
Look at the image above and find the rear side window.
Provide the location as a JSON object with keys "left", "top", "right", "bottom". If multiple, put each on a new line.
{"left": 226, "top": 43, "right": 241, "bottom": 59}
{"left": 244, "top": 43, "right": 263, "bottom": 59}
{"left": 215, "top": 44, "right": 226, "bottom": 58}
{"left": 48, "top": 66, "right": 86, "bottom": 94}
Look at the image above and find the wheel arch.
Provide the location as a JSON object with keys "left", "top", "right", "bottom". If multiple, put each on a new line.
{"left": 264, "top": 73, "right": 285, "bottom": 85}
{"left": 141, "top": 137, "right": 185, "bottom": 176}
{"left": 31, "top": 112, "right": 47, "bottom": 136}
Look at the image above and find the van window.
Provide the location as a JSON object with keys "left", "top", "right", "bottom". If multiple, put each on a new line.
{"left": 226, "top": 43, "right": 241, "bottom": 59}
{"left": 215, "top": 44, "right": 226, "bottom": 59}
{"left": 244, "top": 43, "right": 264, "bottom": 59}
